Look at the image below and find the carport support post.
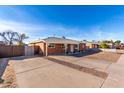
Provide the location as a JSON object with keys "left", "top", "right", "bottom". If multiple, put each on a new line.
{"left": 78, "top": 44, "right": 80, "bottom": 52}
{"left": 64, "top": 44, "right": 67, "bottom": 55}
{"left": 46, "top": 43, "right": 48, "bottom": 56}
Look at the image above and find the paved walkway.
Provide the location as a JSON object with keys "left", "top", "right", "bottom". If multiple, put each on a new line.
{"left": 102, "top": 54, "right": 124, "bottom": 87}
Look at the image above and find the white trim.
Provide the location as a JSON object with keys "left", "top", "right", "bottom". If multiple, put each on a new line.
{"left": 46, "top": 43, "right": 48, "bottom": 56}
{"left": 70, "top": 45, "right": 74, "bottom": 53}
{"left": 78, "top": 44, "right": 80, "bottom": 51}
{"left": 64, "top": 44, "right": 67, "bottom": 55}
{"left": 29, "top": 40, "right": 46, "bottom": 44}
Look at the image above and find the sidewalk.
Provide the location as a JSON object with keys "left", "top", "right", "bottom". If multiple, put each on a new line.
{"left": 102, "top": 54, "right": 124, "bottom": 87}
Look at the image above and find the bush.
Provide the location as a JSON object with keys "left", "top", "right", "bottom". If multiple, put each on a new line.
{"left": 100, "top": 43, "right": 109, "bottom": 49}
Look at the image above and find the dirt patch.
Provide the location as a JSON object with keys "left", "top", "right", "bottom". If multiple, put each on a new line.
{"left": 0, "top": 61, "right": 18, "bottom": 88}
{"left": 85, "top": 52, "right": 121, "bottom": 62}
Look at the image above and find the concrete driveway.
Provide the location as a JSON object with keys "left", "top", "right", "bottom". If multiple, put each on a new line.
{"left": 11, "top": 56, "right": 105, "bottom": 88}
{"left": 49, "top": 55, "right": 112, "bottom": 72}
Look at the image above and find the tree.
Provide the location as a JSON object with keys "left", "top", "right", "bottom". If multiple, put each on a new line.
{"left": 114, "top": 40, "right": 121, "bottom": 45}
{"left": 14, "top": 33, "right": 29, "bottom": 45}
{"left": 100, "top": 40, "right": 110, "bottom": 48}
{"left": 0, "top": 30, "right": 17, "bottom": 45}
{"left": 102, "top": 40, "right": 113, "bottom": 43}
{"left": 0, "top": 30, "right": 29, "bottom": 45}
{"left": 110, "top": 40, "right": 114, "bottom": 43}
{"left": 100, "top": 42, "right": 109, "bottom": 49}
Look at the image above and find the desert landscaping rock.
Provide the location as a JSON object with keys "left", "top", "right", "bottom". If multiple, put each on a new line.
{"left": 0, "top": 61, "right": 18, "bottom": 88}
{"left": 84, "top": 52, "right": 121, "bottom": 62}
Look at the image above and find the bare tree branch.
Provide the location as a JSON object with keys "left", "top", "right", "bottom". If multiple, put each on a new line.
{"left": 14, "top": 33, "right": 29, "bottom": 45}
{"left": 0, "top": 30, "right": 17, "bottom": 45}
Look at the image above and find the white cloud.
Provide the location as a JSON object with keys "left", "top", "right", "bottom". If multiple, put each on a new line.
{"left": 0, "top": 19, "right": 124, "bottom": 43}
{"left": 0, "top": 19, "right": 45, "bottom": 33}
{"left": 0, "top": 19, "right": 84, "bottom": 43}
{"left": 88, "top": 26, "right": 124, "bottom": 42}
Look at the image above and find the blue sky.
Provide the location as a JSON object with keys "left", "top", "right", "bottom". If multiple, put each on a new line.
{"left": 0, "top": 5, "right": 124, "bottom": 43}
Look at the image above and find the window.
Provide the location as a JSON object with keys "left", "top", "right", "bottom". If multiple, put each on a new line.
{"left": 48, "top": 43, "right": 55, "bottom": 48}
{"left": 61, "top": 44, "right": 65, "bottom": 48}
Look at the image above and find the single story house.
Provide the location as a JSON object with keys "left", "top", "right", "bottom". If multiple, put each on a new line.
{"left": 29, "top": 37, "right": 86, "bottom": 56}
{"left": 115, "top": 43, "right": 124, "bottom": 49}
{"left": 86, "top": 41, "right": 99, "bottom": 49}
{"left": 107, "top": 43, "right": 115, "bottom": 49}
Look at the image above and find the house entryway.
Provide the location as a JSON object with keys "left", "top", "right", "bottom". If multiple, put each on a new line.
{"left": 70, "top": 45, "right": 74, "bottom": 53}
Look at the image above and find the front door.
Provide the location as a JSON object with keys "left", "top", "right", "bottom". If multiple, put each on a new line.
{"left": 70, "top": 45, "right": 74, "bottom": 53}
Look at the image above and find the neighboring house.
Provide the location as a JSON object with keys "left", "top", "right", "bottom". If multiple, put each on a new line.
{"left": 107, "top": 43, "right": 115, "bottom": 49}
{"left": 0, "top": 41, "right": 5, "bottom": 46}
{"left": 86, "top": 41, "right": 99, "bottom": 49}
{"left": 29, "top": 37, "right": 86, "bottom": 56}
{"left": 115, "top": 43, "right": 124, "bottom": 49}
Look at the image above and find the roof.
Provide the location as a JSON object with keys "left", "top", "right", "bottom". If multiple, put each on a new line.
{"left": 30, "top": 37, "right": 86, "bottom": 44}
{"left": 107, "top": 43, "right": 114, "bottom": 45}
{"left": 86, "top": 41, "right": 99, "bottom": 45}
{"left": 29, "top": 40, "right": 45, "bottom": 44}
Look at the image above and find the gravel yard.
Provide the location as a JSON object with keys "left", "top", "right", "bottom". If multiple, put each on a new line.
{"left": 84, "top": 52, "right": 121, "bottom": 62}
{"left": 0, "top": 61, "right": 18, "bottom": 88}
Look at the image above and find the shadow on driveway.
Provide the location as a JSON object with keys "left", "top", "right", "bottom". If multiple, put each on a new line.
{"left": 44, "top": 56, "right": 108, "bottom": 79}
{"left": 10, "top": 55, "right": 41, "bottom": 60}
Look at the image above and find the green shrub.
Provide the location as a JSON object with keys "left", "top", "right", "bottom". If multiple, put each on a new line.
{"left": 100, "top": 43, "right": 109, "bottom": 49}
